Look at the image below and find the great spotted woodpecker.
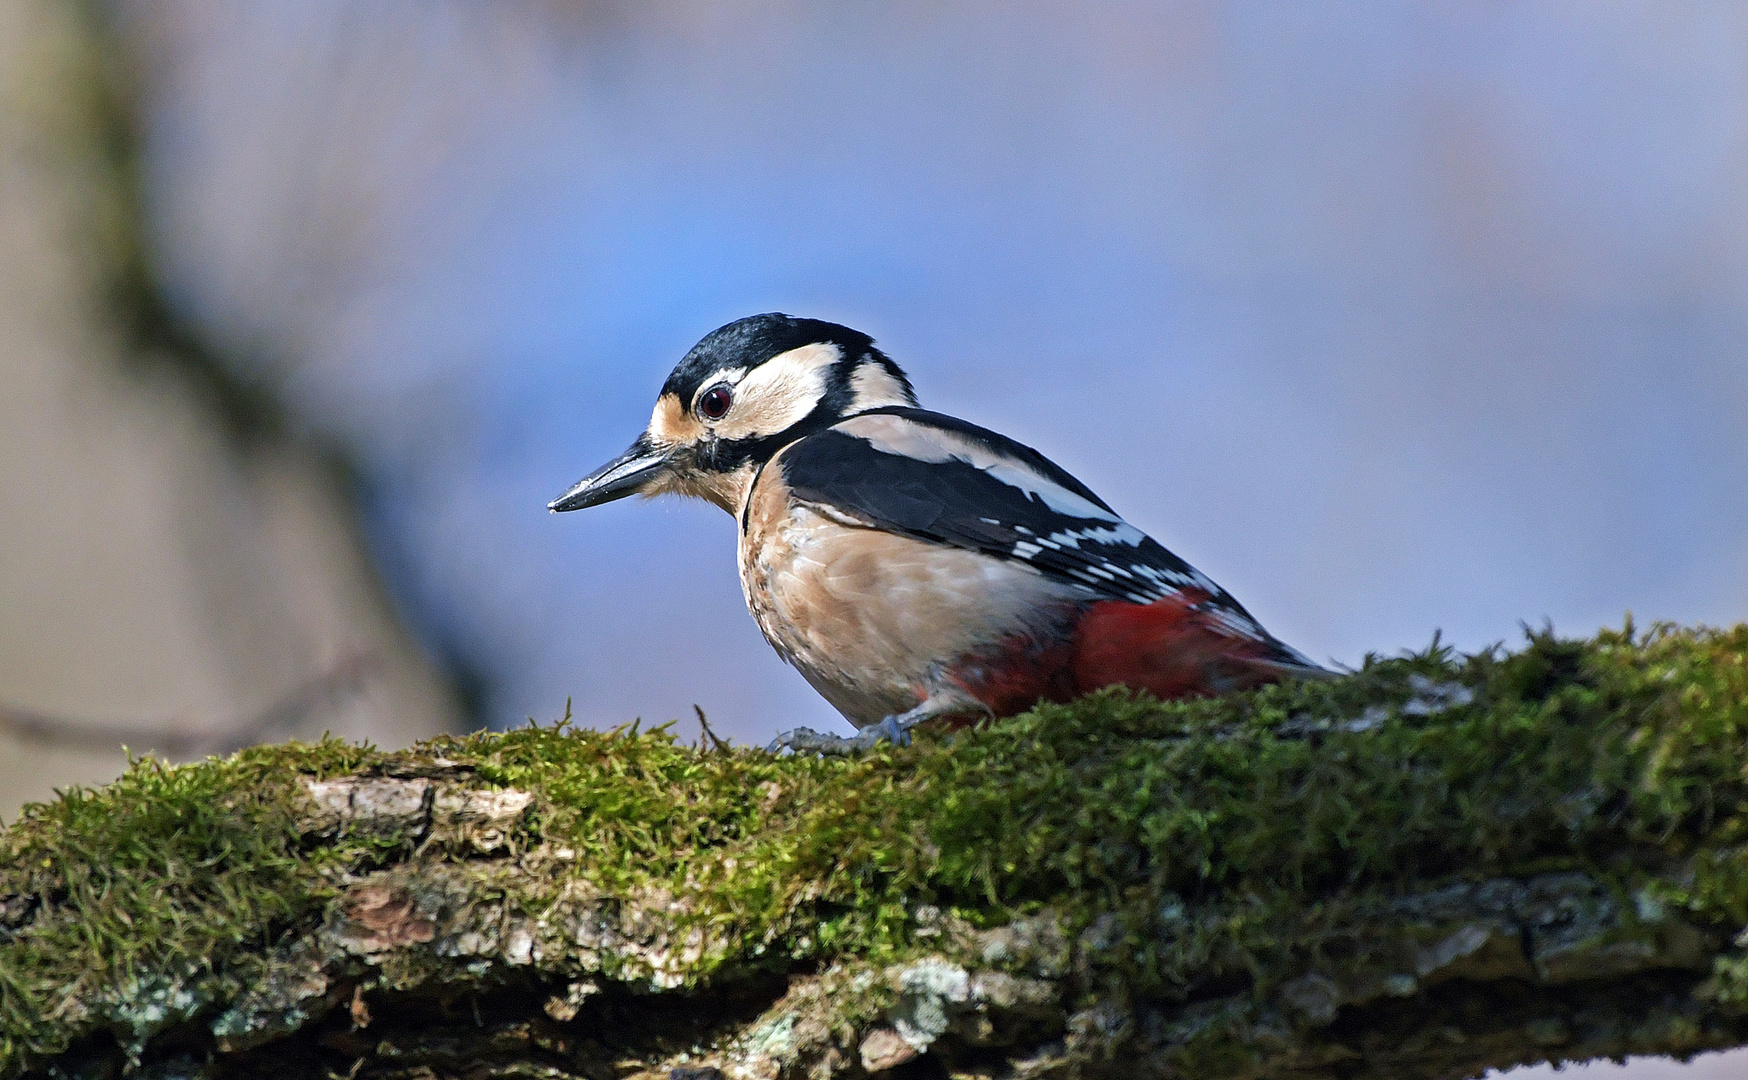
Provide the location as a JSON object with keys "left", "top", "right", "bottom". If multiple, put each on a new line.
{"left": 551, "top": 313, "right": 1330, "bottom": 752}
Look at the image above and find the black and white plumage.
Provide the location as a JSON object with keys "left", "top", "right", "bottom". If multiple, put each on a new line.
{"left": 551, "top": 313, "right": 1327, "bottom": 749}
{"left": 776, "top": 407, "right": 1255, "bottom": 617}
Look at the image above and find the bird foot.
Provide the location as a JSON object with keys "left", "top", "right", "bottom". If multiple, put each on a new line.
{"left": 765, "top": 715, "right": 913, "bottom": 756}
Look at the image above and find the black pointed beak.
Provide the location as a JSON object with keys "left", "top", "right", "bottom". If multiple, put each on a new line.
{"left": 549, "top": 434, "right": 672, "bottom": 512}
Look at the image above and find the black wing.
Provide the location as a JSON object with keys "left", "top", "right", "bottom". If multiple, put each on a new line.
{"left": 774, "top": 407, "right": 1287, "bottom": 648}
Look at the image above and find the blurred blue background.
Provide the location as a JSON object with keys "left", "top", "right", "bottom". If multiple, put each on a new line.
{"left": 126, "top": 0, "right": 1748, "bottom": 745}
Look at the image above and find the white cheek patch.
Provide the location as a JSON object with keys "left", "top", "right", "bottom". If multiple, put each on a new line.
{"left": 838, "top": 413, "right": 1124, "bottom": 523}
{"left": 713, "top": 343, "right": 840, "bottom": 440}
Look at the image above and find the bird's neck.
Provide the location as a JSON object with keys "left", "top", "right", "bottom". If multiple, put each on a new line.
{"left": 653, "top": 459, "right": 760, "bottom": 516}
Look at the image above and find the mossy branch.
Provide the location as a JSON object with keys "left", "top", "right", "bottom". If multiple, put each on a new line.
{"left": 4, "top": 624, "right": 1748, "bottom": 1080}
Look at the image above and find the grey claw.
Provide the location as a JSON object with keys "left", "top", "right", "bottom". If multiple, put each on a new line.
{"left": 765, "top": 727, "right": 811, "bottom": 754}
{"left": 871, "top": 715, "right": 911, "bottom": 747}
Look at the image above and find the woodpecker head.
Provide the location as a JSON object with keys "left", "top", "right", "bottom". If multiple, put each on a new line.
{"left": 550, "top": 313, "right": 918, "bottom": 515}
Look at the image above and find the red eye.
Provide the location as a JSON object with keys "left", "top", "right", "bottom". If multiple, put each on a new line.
{"left": 698, "top": 385, "right": 733, "bottom": 420}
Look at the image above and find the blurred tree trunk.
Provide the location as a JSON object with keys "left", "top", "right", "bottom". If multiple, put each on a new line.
{"left": 0, "top": 0, "right": 461, "bottom": 819}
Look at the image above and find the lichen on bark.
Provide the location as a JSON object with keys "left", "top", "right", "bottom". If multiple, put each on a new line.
{"left": 4, "top": 622, "right": 1748, "bottom": 1079}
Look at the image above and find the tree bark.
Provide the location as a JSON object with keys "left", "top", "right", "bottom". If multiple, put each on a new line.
{"left": 4, "top": 625, "right": 1748, "bottom": 1079}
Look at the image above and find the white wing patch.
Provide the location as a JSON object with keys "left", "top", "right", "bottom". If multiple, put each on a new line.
{"left": 984, "top": 463, "right": 1120, "bottom": 521}
{"left": 837, "top": 412, "right": 1122, "bottom": 523}
{"left": 1044, "top": 524, "right": 1146, "bottom": 549}
{"left": 1130, "top": 562, "right": 1220, "bottom": 593}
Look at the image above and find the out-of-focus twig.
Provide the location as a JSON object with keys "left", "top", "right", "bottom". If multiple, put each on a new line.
{"left": 0, "top": 648, "right": 380, "bottom": 757}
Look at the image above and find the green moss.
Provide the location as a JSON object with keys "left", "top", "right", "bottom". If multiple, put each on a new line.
{"left": 0, "top": 740, "right": 381, "bottom": 1065}
{"left": 4, "top": 623, "right": 1748, "bottom": 1075}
